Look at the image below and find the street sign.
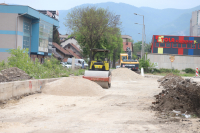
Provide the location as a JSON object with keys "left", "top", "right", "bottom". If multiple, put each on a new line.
{"left": 169, "top": 55, "right": 175, "bottom": 62}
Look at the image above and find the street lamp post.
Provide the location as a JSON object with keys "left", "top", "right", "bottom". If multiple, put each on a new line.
{"left": 134, "top": 13, "right": 145, "bottom": 58}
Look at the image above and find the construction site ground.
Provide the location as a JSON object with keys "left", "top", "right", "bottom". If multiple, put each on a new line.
{"left": 1, "top": 70, "right": 200, "bottom": 133}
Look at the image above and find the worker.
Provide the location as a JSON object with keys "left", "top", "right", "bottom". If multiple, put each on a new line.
{"left": 82, "top": 61, "right": 84, "bottom": 69}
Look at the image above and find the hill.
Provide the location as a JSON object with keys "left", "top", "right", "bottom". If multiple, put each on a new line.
{"left": 58, "top": 2, "right": 200, "bottom": 43}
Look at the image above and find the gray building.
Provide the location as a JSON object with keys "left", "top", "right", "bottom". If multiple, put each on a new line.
{"left": 0, "top": 4, "right": 59, "bottom": 62}
{"left": 190, "top": 10, "right": 200, "bottom": 36}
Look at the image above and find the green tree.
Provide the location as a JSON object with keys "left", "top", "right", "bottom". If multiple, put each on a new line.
{"left": 53, "top": 26, "right": 60, "bottom": 45}
{"left": 64, "top": 6, "right": 121, "bottom": 61}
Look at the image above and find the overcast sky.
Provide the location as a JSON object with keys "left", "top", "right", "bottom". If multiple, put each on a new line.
{"left": 1, "top": 0, "right": 200, "bottom": 10}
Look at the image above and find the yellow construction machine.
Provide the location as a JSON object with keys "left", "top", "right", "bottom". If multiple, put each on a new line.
{"left": 83, "top": 49, "right": 111, "bottom": 89}
{"left": 120, "top": 47, "right": 140, "bottom": 72}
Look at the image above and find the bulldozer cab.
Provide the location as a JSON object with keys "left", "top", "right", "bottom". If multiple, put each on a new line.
{"left": 89, "top": 49, "right": 110, "bottom": 71}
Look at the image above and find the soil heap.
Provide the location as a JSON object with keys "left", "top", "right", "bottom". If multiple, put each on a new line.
{"left": 0, "top": 67, "right": 31, "bottom": 82}
{"left": 152, "top": 73, "right": 200, "bottom": 115}
{"left": 112, "top": 68, "right": 143, "bottom": 81}
{"left": 42, "top": 77, "right": 105, "bottom": 96}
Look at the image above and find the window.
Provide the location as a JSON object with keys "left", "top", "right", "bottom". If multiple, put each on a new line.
{"left": 173, "top": 43, "right": 178, "bottom": 48}
{"left": 182, "top": 44, "right": 186, "bottom": 48}
{"left": 192, "top": 44, "right": 196, "bottom": 48}
{"left": 160, "top": 43, "right": 165, "bottom": 47}
{"left": 178, "top": 44, "right": 181, "bottom": 48}
{"left": 155, "top": 43, "right": 159, "bottom": 47}
{"left": 187, "top": 44, "right": 192, "bottom": 48}
{"left": 166, "top": 43, "right": 171, "bottom": 48}
{"left": 39, "top": 20, "right": 53, "bottom": 53}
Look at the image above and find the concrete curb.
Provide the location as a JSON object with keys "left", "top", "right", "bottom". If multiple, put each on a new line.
{"left": 0, "top": 78, "right": 60, "bottom": 102}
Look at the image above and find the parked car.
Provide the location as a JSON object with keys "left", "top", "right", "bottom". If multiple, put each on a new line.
{"left": 67, "top": 58, "right": 88, "bottom": 68}
{"left": 60, "top": 62, "right": 72, "bottom": 68}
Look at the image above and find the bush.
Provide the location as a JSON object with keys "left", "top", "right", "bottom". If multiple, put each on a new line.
{"left": 139, "top": 53, "right": 155, "bottom": 72}
{"left": 184, "top": 68, "right": 195, "bottom": 74}
{"left": 7, "top": 47, "right": 70, "bottom": 79}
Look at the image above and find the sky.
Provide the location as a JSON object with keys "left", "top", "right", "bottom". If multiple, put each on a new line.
{"left": 0, "top": 0, "right": 200, "bottom": 10}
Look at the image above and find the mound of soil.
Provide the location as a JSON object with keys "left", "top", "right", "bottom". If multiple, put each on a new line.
{"left": 112, "top": 68, "right": 143, "bottom": 81}
{"left": 42, "top": 77, "right": 105, "bottom": 96}
{"left": 152, "top": 74, "right": 200, "bottom": 115}
{"left": 0, "top": 67, "right": 31, "bottom": 82}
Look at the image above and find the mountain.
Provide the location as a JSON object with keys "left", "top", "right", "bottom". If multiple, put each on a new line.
{"left": 58, "top": 2, "right": 200, "bottom": 43}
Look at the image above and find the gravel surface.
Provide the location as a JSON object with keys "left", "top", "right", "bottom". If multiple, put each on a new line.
{"left": 0, "top": 70, "right": 200, "bottom": 133}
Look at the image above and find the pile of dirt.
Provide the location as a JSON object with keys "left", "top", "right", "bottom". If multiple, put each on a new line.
{"left": 0, "top": 67, "right": 31, "bottom": 82}
{"left": 152, "top": 74, "right": 200, "bottom": 116}
{"left": 112, "top": 68, "right": 143, "bottom": 81}
{"left": 42, "top": 77, "right": 105, "bottom": 96}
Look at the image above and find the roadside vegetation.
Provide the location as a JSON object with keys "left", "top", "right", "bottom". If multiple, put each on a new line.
{"left": 0, "top": 47, "right": 85, "bottom": 79}
{"left": 64, "top": 6, "right": 123, "bottom": 68}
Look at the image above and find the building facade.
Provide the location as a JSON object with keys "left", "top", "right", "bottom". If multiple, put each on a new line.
{"left": 151, "top": 35, "right": 200, "bottom": 56}
{"left": 190, "top": 10, "right": 200, "bottom": 36}
{"left": 121, "top": 35, "right": 133, "bottom": 57}
{"left": 0, "top": 4, "right": 59, "bottom": 62}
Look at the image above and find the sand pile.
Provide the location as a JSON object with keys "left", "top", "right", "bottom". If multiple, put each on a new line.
{"left": 112, "top": 68, "right": 143, "bottom": 81}
{"left": 42, "top": 77, "right": 105, "bottom": 96}
{"left": 0, "top": 67, "right": 31, "bottom": 82}
{"left": 152, "top": 74, "right": 200, "bottom": 116}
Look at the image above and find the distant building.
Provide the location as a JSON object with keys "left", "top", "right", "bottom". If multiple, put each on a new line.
{"left": 190, "top": 10, "right": 200, "bottom": 36}
{"left": 0, "top": 4, "right": 59, "bottom": 62}
{"left": 121, "top": 35, "right": 133, "bottom": 57}
{"left": 61, "top": 37, "right": 80, "bottom": 49}
{"left": 59, "top": 34, "right": 68, "bottom": 42}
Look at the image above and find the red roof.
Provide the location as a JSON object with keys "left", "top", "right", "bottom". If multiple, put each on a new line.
{"left": 70, "top": 43, "right": 80, "bottom": 52}
{"left": 52, "top": 42, "right": 71, "bottom": 55}
{"left": 123, "top": 42, "right": 132, "bottom": 51}
{"left": 66, "top": 49, "right": 81, "bottom": 59}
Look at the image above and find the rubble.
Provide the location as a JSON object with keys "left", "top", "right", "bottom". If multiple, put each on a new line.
{"left": 0, "top": 67, "right": 31, "bottom": 82}
{"left": 152, "top": 74, "right": 200, "bottom": 116}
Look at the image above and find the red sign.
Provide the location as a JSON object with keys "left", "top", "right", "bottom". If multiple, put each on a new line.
{"left": 155, "top": 36, "right": 194, "bottom": 44}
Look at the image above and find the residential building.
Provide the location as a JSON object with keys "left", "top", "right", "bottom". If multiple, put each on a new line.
{"left": 52, "top": 42, "right": 72, "bottom": 62}
{"left": 0, "top": 4, "right": 59, "bottom": 62}
{"left": 63, "top": 43, "right": 82, "bottom": 59}
{"left": 61, "top": 37, "right": 80, "bottom": 49}
{"left": 59, "top": 34, "right": 68, "bottom": 42}
{"left": 121, "top": 35, "right": 133, "bottom": 57}
{"left": 190, "top": 10, "right": 200, "bottom": 36}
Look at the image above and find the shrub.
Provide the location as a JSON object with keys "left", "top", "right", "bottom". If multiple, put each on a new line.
{"left": 184, "top": 68, "right": 195, "bottom": 73}
{"left": 139, "top": 53, "right": 155, "bottom": 72}
{"left": 7, "top": 47, "right": 70, "bottom": 79}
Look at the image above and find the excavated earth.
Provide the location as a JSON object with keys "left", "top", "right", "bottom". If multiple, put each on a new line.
{"left": 152, "top": 74, "right": 200, "bottom": 116}
{"left": 0, "top": 67, "right": 31, "bottom": 82}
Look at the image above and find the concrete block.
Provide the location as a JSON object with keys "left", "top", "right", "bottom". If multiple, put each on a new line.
{"left": 0, "top": 82, "right": 13, "bottom": 101}
{"left": 12, "top": 81, "right": 26, "bottom": 97}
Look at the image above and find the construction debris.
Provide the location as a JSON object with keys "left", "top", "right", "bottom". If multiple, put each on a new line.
{"left": 152, "top": 74, "right": 200, "bottom": 116}
{"left": 0, "top": 67, "right": 31, "bottom": 82}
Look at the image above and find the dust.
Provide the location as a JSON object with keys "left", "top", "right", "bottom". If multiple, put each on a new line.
{"left": 112, "top": 68, "right": 143, "bottom": 81}
{"left": 152, "top": 74, "right": 200, "bottom": 116}
{"left": 0, "top": 67, "right": 31, "bottom": 83}
{"left": 42, "top": 77, "right": 105, "bottom": 96}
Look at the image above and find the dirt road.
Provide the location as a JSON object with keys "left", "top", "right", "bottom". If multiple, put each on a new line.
{"left": 0, "top": 75, "right": 200, "bottom": 133}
